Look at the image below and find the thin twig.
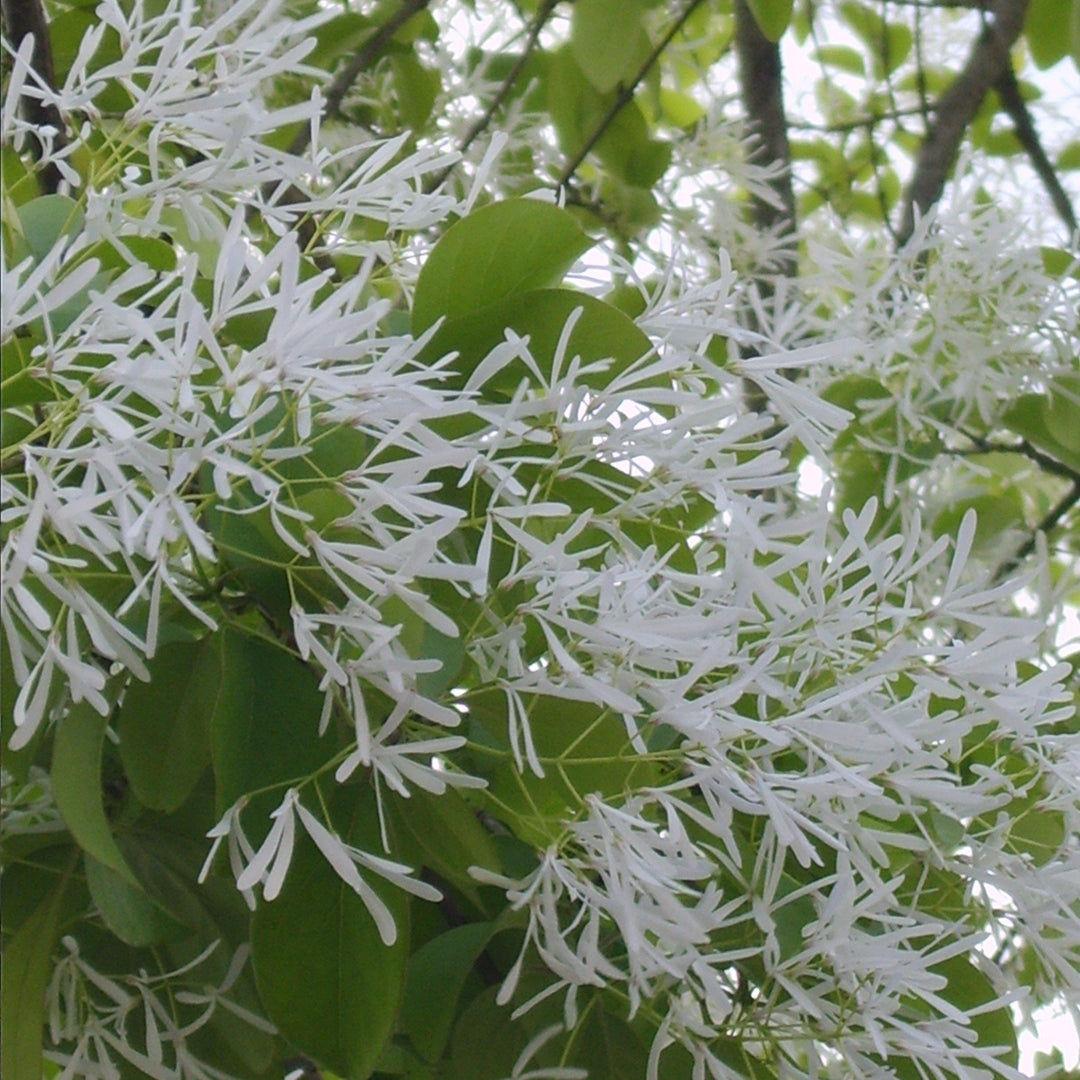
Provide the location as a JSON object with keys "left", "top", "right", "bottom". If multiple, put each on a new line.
{"left": 288, "top": 0, "right": 433, "bottom": 157}
{"left": 427, "top": 0, "right": 559, "bottom": 193}
{"left": 956, "top": 431, "right": 1080, "bottom": 484}
{"left": 997, "top": 479, "right": 1080, "bottom": 579}
{"left": 2, "top": 0, "right": 66, "bottom": 194}
{"left": 897, "top": 0, "right": 1029, "bottom": 246}
{"left": 994, "top": 64, "right": 1078, "bottom": 234}
{"left": 556, "top": 0, "right": 708, "bottom": 188}
{"left": 789, "top": 105, "right": 930, "bottom": 134}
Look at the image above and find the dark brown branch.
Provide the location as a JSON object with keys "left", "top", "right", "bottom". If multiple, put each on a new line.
{"left": 897, "top": 0, "right": 1029, "bottom": 246}
{"left": 288, "top": 0, "right": 433, "bottom": 157}
{"left": 427, "top": 0, "right": 558, "bottom": 193}
{"left": 994, "top": 64, "right": 1078, "bottom": 235}
{"left": 955, "top": 433, "right": 1080, "bottom": 484}
{"left": 734, "top": 0, "right": 798, "bottom": 418}
{"left": 2, "top": 0, "right": 67, "bottom": 194}
{"left": 734, "top": 0, "right": 797, "bottom": 264}
{"left": 556, "top": 0, "right": 709, "bottom": 188}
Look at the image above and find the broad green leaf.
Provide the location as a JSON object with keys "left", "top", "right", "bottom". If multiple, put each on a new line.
{"left": 813, "top": 44, "right": 866, "bottom": 75}
{"left": 16, "top": 194, "right": 84, "bottom": 262}
{"left": 379, "top": 595, "right": 464, "bottom": 700}
{"left": 1003, "top": 392, "right": 1080, "bottom": 474}
{"left": 469, "top": 691, "right": 658, "bottom": 846}
{"left": 412, "top": 199, "right": 593, "bottom": 333}
{"left": 391, "top": 52, "right": 441, "bottom": 131}
{"left": 85, "top": 854, "right": 188, "bottom": 947}
{"left": 450, "top": 986, "right": 534, "bottom": 1080}
{"left": 51, "top": 700, "right": 139, "bottom": 886}
{"left": 116, "top": 640, "right": 217, "bottom": 812}
{"left": 571, "top": 0, "right": 651, "bottom": 94}
{"left": 422, "top": 288, "right": 653, "bottom": 395}
{"left": 388, "top": 787, "right": 500, "bottom": 909}
{"left": 210, "top": 629, "right": 332, "bottom": 813}
{"left": 403, "top": 922, "right": 494, "bottom": 1061}
{"left": 1, "top": 867, "right": 70, "bottom": 1080}
{"left": 745, "top": 0, "right": 795, "bottom": 42}
{"left": 251, "top": 789, "right": 409, "bottom": 1080}
{"left": 934, "top": 956, "right": 1019, "bottom": 1070}
{"left": 1026, "top": 0, "right": 1071, "bottom": 68}
{"left": 932, "top": 490, "right": 1025, "bottom": 553}
{"left": 563, "top": 1001, "right": 654, "bottom": 1079}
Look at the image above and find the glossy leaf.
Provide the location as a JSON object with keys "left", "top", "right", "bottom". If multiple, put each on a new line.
{"left": 422, "top": 287, "right": 654, "bottom": 394}
{"left": 403, "top": 921, "right": 493, "bottom": 1061}
{"left": 251, "top": 789, "right": 409, "bottom": 1080}
{"left": 210, "top": 629, "right": 333, "bottom": 813}
{"left": 413, "top": 199, "right": 593, "bottom": 333}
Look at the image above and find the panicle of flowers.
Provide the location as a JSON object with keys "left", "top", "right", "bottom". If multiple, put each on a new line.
{"left": 45, "top": 937, "right": 269, "bottom": 1080}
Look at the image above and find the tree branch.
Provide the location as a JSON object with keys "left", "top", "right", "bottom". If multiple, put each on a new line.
{"left": 994, "top": 64, "right": 1078, "bottom": 235}
{"left": 897, "top": 0, "right": 1029, "bottom": 246}
{"left": 996, "top": 479, "right": 1080, "bottom": 579}
{"left": 556, "top": 0, "right": 708, "bottom": 188}
{"left": 956, "top": 431, "right": 1080, "bottom": 484}
{"left": 734, "top": 0, "right": 797, "bottom": 265}
{"left": 1, "top": 0, "right": 67, "bottom": 194}
{"left": 288, "top": 0, "right": 433, "bottom": 158}
{"left": 427, "top": 0, "right": 559, "bottom": 193}
{"left": 733, "top": 0, "right": 798, "bottom": 419}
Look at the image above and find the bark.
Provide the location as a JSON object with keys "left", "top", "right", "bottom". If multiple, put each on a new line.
{"left": 897, "top": 0, "right": 1030, "bottom": 246}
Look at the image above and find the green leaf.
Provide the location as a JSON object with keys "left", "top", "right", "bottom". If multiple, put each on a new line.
{"left": 1, "top": 866, "right": 70, "bottom": 1080}
{"left": 469, "top": 691, "right": 659, "bottom": 846}
{"left": 16, "top": 194, "right": 85, "bottom": 262}
{"left": 389, "top": 787, "right": 500, "bottom": 909}
{"left": 391, "top": 52, "right": 441, "bottom": 131}
{"left": 85, "top": 854, "right": 188, "bottom": 947}
{"left": 813, "top": 44, "right": 866, "bottom": 75}
{"left": 412, "top": 199, "right": 593, "bottom": 333}
{"left": 1003, "top": 391, "right": 1080, "bottom": 474}
{"left": 1, "top": 330, "right": 53, "bottom": 409}
{"left": 251, "top": 789, "right": 409, "bottom": 1080}
{"left": 934, "top": 956, "right": 1019, "bottom": 1070}
{"left": 932, "top": 490, "right": 1025, "bottom": 553}
{"left": 210, "top": 629, "right": 333, "bottom": 813}
{"left": 571, "top": 0, "right": 651, "bottom": 94}
{"left": 1026, "top": 0, "right": 1071, "bottom": 68}
{"left": 116, "top": 640, "right": 217, "bottom": 812}
{"left": 51, "top": 700, "right": 139, "bottom": 887}
{"left": 422, "top": 288, "right": 653, "bottom": 395}
{"left": 563, "top": 1001, "right": 654, "bottom": 1078}
{"left": 449, "top": 986, "right": 533, "bottom": 1080}
{"left": 403, "top": 921, "right": 493, "bottom": 1061}
{"left": 745, "top": 0, "right": 795, "bottom": 41}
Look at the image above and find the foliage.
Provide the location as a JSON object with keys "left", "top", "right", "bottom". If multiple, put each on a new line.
{"left": 2, "top": 1, "right": 1079, "bottom": 1079}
